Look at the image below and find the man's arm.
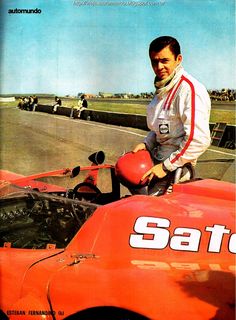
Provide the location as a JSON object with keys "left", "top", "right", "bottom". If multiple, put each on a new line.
{"left": 133, "top": 131, "right": 157, "bottom": 153}
{"left": 164, "top": 80, "right": 211, "bottom": 172}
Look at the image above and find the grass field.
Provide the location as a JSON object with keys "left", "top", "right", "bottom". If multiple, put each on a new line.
{"left": 0, "top": 98, "right": 235, "bottom": 125}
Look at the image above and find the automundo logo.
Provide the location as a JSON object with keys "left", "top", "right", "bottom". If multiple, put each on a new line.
{"left": 8, "top": 8, "right": 42, "bottom": 14}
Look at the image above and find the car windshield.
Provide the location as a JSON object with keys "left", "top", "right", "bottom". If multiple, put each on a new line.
{"left": 0, "top": 184, "right": 99, "bottom": 249}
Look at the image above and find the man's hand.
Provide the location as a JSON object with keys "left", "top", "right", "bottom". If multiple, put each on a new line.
{"left": 133, "top": 143, "right": 147, "bottom": 153}
{"left": 141, "top": 163, "right": 167, "bottom": 182}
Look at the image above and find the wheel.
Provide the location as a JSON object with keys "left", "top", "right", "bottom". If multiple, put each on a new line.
{"left": 64, "top": 307, "right": 149, "bottom": 320}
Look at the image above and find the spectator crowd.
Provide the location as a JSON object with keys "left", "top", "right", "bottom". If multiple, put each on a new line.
{"left": 17, "top": 94, "right": 89, "bottom": 119}
{"left": 18, "top": 95, "right": 38, "bottom": 111}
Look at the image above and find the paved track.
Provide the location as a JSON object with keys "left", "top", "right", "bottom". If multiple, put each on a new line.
{"left": 0, "top": 106, "right": 235, "bottom": 183}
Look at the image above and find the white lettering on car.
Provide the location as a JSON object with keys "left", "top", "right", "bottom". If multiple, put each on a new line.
{"left": 170, "top": 228, "right": 201, "bottom": 252}
{"left": 129, "top": 216, "right": 235, "bottom": 253}
{"left": 205, "top": 225, "right": 230, "bottom": 253}
{"left": 130, "top": 216, "right": 170, "bottom": 249}
{"left": 229, "top": 233, "right": 236, "bottom": 254}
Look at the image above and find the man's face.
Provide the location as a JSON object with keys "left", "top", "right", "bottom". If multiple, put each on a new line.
{"left": 150, "top": 45, "right": 182, "bottom": 81}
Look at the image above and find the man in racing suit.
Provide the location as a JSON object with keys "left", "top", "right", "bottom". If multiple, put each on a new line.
{"left": 133, "top": 36, "right": 211, "bottom": 195}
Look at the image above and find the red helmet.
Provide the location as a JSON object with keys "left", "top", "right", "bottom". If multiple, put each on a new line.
{"left": 115, "top": 150, "right": 153, "bottom": 188}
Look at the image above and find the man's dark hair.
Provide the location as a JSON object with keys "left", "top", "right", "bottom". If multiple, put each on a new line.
{"left": 149, "top": 36, "right": 181, "bottom": 59}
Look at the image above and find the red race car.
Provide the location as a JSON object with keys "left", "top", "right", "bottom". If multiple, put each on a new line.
{"left": 0, "top": 151, "right": 235, "bottom": 320}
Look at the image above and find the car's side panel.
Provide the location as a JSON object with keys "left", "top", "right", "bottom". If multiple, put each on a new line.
{"left": 0, "top": 248, "right": 63, "bottom": 318}
{"left": 22, "top": 180, "right": 235, "bottom": 319}
{"left": 1, "top": 179, "right": 235, "bottom": 320}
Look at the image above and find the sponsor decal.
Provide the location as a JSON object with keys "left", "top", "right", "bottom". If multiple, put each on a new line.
{"left": 159, "top": 123, "right": 169, "bottom": 134}
{"left": 129, "top": 216, "right": 236, "bottom": 253}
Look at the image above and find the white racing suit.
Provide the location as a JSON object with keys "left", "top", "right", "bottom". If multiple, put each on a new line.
{"left": 143, "top": 65, "right": 211, "bottom": 195}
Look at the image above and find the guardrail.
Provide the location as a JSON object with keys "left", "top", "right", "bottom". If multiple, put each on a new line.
{"left": 34, "top": 104, "right": 235, "bottom": 149}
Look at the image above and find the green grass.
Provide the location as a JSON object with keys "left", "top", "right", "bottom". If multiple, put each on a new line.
{"left": 0, "top": 101, "right": 16, "bottom": 107}
{"left": 210, "top": 109, "right": 235, "bottom": 125}
{"left": 1, "top": 98, "right": 235, "bottom": 125}
{"left": 88, "top": 101, "right": 147, "bottom": 115}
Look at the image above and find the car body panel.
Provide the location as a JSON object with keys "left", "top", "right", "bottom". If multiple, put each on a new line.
{"left": 0, "top": 248, "right": 64, "bottom": 318}
{"left": 0, "top": 164, "right": 235, "bottom": 320}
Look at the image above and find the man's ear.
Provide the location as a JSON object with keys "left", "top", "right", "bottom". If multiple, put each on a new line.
{"left": 177, "top": 54, "right": 183, "bottom": 64}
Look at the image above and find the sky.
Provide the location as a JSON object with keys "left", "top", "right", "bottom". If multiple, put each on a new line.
{"left": 0, "top": 0, "right": 235, "bottom": 95}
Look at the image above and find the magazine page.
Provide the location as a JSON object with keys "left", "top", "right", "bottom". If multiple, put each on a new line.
{"left": 0, "top": 1, "right": 235, "bottom": 319}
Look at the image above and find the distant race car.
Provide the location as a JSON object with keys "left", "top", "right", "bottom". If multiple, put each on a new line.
{"left": 0, "top": 151, "right": 235, "bottom": 320}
